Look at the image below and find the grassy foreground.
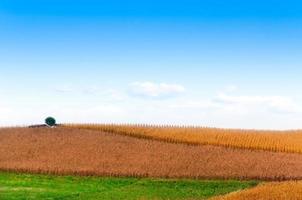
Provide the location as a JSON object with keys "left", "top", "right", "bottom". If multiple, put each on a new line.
{"left": 0, "top": 172, "right": 258, "bottom": 200}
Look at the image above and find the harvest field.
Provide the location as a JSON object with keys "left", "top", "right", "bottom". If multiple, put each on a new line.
{"left": 211, "top": 181, "right": 302, "bottom": 200}
{"left": 67, "top": 124, "right": 302, "bottom": 154}
{"left": 1, "top": 125, "right": 302, "bottom": 199}
{"left": 2, "top": 127, "right": 302, "bottom": 180}
{"left": 2, "top": 0, "right": 300, "bottom": 199}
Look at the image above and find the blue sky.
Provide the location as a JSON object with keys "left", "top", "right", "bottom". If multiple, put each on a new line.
{"left": 1, "top": 0, "right": 302, "bottom": 129}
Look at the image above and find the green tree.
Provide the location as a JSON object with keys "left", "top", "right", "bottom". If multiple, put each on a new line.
{"left": 45, "top": 117, "right": 56, "bottom": 127}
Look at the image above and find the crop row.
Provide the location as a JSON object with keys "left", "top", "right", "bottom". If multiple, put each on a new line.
{"left": 66, "top": 124, "right": 302, "bottom": 154}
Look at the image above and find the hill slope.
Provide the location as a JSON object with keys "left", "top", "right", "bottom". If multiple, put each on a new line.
{"left": 67, "top": 124, "right": 302, "bottom": 154}
{"left": 211, "top": 181, "right": 302, "bottom": 200}
{"left": 1, "top": 127, "right": 302, "bottom": 180}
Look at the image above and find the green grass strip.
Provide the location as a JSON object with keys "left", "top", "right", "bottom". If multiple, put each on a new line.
{"left": 0, "top": 172, "right": 259, "bottom": 200}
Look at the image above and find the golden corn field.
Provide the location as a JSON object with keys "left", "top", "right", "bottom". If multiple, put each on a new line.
{"left": 65, "top": 124, "right": 302, "bottom": 154}
{"left": 2, "top": 126, "right": 302, "bottom": 180}
{"left": 3, "top": 125, "right": 302, "bottom": 199}
{"left": 211, "top": 181, "right": 302, "bottom": 200}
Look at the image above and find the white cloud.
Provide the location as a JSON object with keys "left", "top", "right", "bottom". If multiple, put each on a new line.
{"left": 55, "top": 84, "right": 74, "bottom": 93}
{"left": 3, "top": 83, "right": 302, "bottom": 130}
{"left": 0, "top": 103, "right": 128, "bottom": 127}
{"left": 55, "top": 85, "right": 98, "bottom": 94}
{"left": 100, "top": 89, "right": 126, "bottom": 101}
{"left": 55, "top": 104, "right": 127, "bottom": 123}
{"left": 215, "top": 93, "right": 301, "bottom": 114}
{"left": 82, "top": 86, "right": 100, "bottom": 94}
{"left": 224, "top": 85, "right": 238, "bottom": 92}
{"left": 129, "top": 82, "right": 185, "bottom": 98}
{"left": 54, "top": 85, "right": 125, "bottom": 101}
{"left": 169, "top": 100, "right": 220, "bottom": 110}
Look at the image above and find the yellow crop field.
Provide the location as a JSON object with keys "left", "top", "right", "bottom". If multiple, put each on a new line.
{"left": 211, "top": 181, "right": 302, "bottom": 200}
{"left": 65, "top": 124, "right": 302, "bottom": 154}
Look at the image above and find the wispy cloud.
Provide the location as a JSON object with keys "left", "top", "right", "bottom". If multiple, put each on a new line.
{"left": 129, "top": 81, "right": 185, "bottom": 98}
{"left": 82, "top": 86, "right": 100, "bottom": 94}
{"left": 5, "top": 83, "right": 302, "bottom": 129}
{"left": 224, "top": 85, "right": 238, "bottom": 92}
{"left": 169, "top": 100, "right": 220, "bottom": 110}
{"left": 215, "top": 93, "right": 301, "bottom": 114}
{"left": 55, "top": 84, "right": 74, "bottom": 93}
{"left": 55, "top": 85, "right": 99, "bottom": 94}
{"left": 169, "top": 85, "right": 301, "bottom": 116}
